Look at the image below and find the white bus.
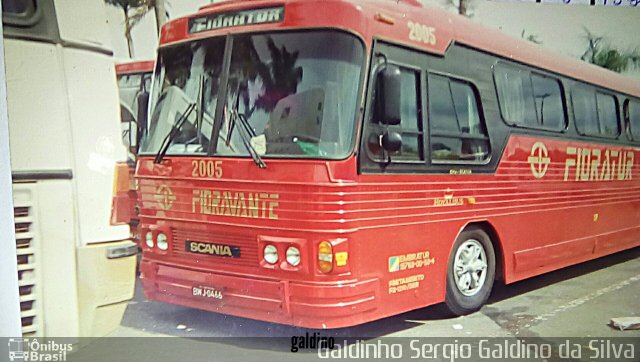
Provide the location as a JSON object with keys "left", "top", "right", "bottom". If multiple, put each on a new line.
{"left": 3, "top": 0, "right": 136, "bottom": 336}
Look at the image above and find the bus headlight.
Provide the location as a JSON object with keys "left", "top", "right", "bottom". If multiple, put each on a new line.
{"left": 286, "top": 246, "right": 301, "bottom": 266}
{"left": 157, "top": 232, "right": 168, "bottom": 251}
{"left": 263, "top": 245, "right": 278, "bottom": 264}
{"left": 145, "top": 231, "right": 154, "bottom": 248}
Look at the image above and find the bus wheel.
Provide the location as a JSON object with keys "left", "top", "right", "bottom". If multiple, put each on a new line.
{"left": 445, "top": 228, "right": 495, "bottom": 315}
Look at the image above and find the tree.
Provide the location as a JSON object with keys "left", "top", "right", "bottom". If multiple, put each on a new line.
{"left": 151, "top": 0, "right": 167, "bottom": 33}
{"left": 105, "top": 0, "right": 152, "bottom": 58}
{"left": 444, "top": 0, "right": 474, "bottom": 17}
{"left": 138, "top": 0, "right": 170, "bottom": 34}
{"left": 581, "top": 29, "right": 640, "bottom": 73}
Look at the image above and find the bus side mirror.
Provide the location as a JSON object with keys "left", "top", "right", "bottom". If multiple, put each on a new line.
{"left": 381, "top": 131, "right": 402, "bottom": 152}
{"left": 376, "top": 65, "right": 402, "bottom": 126}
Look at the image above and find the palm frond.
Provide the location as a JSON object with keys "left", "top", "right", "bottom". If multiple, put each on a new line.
{"left": 581, "top": 29, "right": 640, "bottom": 73}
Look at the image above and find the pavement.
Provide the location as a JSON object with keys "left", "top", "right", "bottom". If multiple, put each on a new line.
{"left": 91, "top": 246, "right": 640, "bottom": 361}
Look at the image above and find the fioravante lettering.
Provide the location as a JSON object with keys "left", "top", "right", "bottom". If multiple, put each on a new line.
{"left": 192, "top": 189, "right": 279, "bottom": 219}
{"left": 189, "top": 7, "right": 284, "bottom": 33}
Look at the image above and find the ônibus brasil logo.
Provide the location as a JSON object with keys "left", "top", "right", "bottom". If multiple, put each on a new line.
{"left": 8, "top": 338, "right": 73, "bottom": 362}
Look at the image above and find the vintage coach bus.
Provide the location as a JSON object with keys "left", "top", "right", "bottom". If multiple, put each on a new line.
{"left": 116, "top": 59, "right": 155, "bottom": 244}
{"left": 137, "top": 0, "right": 640, "bottom": 328}
{"left": 116, "top": 59, "right": 154, "bottom": 154}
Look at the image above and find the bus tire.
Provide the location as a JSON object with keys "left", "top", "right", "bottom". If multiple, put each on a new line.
{"left": 445, "top": 227, "right": 495, "bottom": 316}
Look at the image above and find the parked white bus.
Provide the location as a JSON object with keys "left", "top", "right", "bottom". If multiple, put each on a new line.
{"left": 3, "top": 0, "right": 136, "bottom": 337}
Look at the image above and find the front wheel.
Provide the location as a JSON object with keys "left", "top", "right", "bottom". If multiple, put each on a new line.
{"left": 445, "top": 227, "right": 496, "bottom": 315}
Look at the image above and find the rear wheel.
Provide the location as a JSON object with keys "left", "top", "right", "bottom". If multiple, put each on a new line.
{"left": 445, "top": 227, "right": 495, "bottom": 315}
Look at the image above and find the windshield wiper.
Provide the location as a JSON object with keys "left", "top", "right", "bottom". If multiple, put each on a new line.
{"left": 195, "top": 75, "right": 206, "bottom": 146}
{"left": 154, "top": 102, "right": 196, "bottom": 164}
{"left": 154, "top": 76, "right": 207, "bottom": 164}
{"left": 226, "top": 92, "right": 266, "bottom": 169}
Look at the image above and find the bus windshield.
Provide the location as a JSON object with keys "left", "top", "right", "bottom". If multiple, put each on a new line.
{"left": 141, "top": 30, "right": 364, "bottom": 160}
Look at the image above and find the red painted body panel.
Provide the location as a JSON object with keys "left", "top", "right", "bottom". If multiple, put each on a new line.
{"left": 116, "top": 60, "right": 155, "bottom": 76}
{"left": 137, "top": 0, "right": 640, "bottom": 328}
{"left": 116, "top": 60, "right": 155, "bottom": 243}
{"left": 137, "top": 134, "right": 640, "bottom": 327}
{"left": 128, "top": 166, "right": 140, "bottom": 244}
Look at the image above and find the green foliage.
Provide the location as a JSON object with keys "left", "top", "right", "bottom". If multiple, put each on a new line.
{"left": 105, "top": 0, "right": 152, "bottom": 29}
{"left": 104, "top": 0, "right": 153, "bottom": 57}
{"left": 581, "top": 28, "right": 640, "bottom": 73}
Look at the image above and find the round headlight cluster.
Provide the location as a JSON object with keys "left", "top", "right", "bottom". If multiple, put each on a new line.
{"left": 145, "top": 231, "right": 169, "bottom": 251}
{"left": 157, "top": 233, "right": 168, "bottom": 251}
{"left": 286, "top": 246, "right": 301, "bottom": 266}
{"left": 145, "top": 231, "right": 154, "bottom": 248}
{"left": 263, "top": 245, "right": 278, "bottom": 264}
{"left": 263, "top": 245, "right": 302, "bottom": 267}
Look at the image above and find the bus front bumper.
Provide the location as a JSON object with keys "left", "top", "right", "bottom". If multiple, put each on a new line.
{"left": 139, "top": 259, "right": 380, "bottom": 328}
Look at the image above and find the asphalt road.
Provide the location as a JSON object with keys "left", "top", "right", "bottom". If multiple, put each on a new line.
{"left": 86, "top": 246, "right": 640, "bottom": 361}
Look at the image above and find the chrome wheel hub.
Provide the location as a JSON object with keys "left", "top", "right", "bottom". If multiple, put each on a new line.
{"left": 453, "top": 239, "right": 488, "bottom": 296}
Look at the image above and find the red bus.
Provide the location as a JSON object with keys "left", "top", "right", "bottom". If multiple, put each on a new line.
{"left": 116, "top": 60, "right": 155, "bottom": 243}
{"left": 116, "top": 60, "right": 155, "bottom": 155}
{"left": 137, "top": 0, "right": 640, "bottom": 328}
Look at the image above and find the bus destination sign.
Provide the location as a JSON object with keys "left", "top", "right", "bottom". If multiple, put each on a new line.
{"left": 189, "top": 7, "right": 285, "bottom": 34}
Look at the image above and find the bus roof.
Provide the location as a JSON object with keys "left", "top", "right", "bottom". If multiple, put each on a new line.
{"left": 115, "top": 60, "right": 155, "bottom": 75}
{"left": 159, "top": 0, "right": 640, "bottom": 97}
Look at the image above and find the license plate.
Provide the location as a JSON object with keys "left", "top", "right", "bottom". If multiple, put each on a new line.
{"left": 192, "top": 286, "right": 223, "bottom": 300}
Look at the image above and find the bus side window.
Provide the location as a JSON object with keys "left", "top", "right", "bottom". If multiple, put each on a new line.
{"left": 627, "top": 99, "right": 640, "bottom": 141}
{"left": 530, "top": 74, "right": 566, "bottom": 130}
{"left": 572, "top": 85, "right": 600, "bottom": 136}
{"left": 573, "top": 85, "right": 619, "bottom": 138}
{"left": 494, "top": 65, "right": 537, "bottom": 127}
{"left": 429, "top": 74, "right": 489, "bottom": 162}
{"left": 595, "top": 92, "right": 619, "bottom": 137}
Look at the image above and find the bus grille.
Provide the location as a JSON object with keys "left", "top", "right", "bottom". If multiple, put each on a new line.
{"left": 171, "top": 228, "right": 259, "bottom": 267}
{"left": 13, "top": 192, "right": 43, "bottom": 337}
